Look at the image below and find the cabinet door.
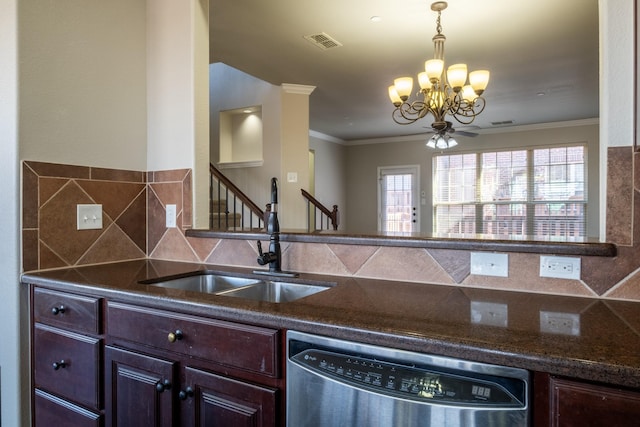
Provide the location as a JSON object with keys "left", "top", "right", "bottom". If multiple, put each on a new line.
{"left": 550, "top": 376, "right": 640, "bottom": 427}
{"left": 105, "top": 346, "right": 176, "bottom": 427}
{"left": 181, "top": 366, "right": 278, "bottom": 427}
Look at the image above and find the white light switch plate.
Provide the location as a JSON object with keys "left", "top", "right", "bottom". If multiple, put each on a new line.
{"left": 77, "top": 204, "right": 103, "bottom": 230}
{"left": 166, "top": 204, "right": 177, "bottom": 228}
{"left": 470, "top": 252, "right": 509, "bottom": 277}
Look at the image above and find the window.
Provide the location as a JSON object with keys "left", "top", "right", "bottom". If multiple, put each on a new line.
{"left": 433, "top": 145, "right": 586, "bottom": 237}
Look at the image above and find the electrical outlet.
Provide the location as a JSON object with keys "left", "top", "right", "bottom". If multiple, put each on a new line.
{"left": 470, "top": 252, "right": 509, "bottom": 277}
{"left": 539, "top": 256, "right": 581, "bottom": 280}
{"left": 166, "top": 204, "right": 177, "bottom": 228}
{"left": 77, "top": 204, "right": 103, "bottom": 230}
{"left": 471, "top": 301, "right": 508, "bottom": 327}
{"left": 540, "top": 311, "right": 580, "bottom": 336}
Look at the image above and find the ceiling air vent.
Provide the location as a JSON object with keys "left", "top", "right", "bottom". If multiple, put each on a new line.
{"left": 304, "top": 32, "right": 343, "bottom": 50}
{"left": 491, "top": 120, "right": 514, "bottom": 126}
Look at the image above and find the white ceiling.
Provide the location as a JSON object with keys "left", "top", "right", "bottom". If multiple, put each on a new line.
{"left": 210, "top": 0, "right": 599, "bottom": 142}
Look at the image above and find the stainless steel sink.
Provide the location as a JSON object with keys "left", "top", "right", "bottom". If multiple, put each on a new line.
{"left": 140, "top": 272, "right": 331, "bottom": 303}
{"left": 140, "top": 273, "right": 262, "bottom": 294}
{"left": 218, "top": 281, "right": 330, "bottom": 303}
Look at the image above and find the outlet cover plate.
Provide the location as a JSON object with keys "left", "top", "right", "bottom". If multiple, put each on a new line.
{"left": 540, "top": 311, "right": 580, "bottom": 336}
{"left": 539, "top": 256, "right": 581, "bottom": 280}
{"left": 77, "top": 204, "right": 103, "bottom": 230}
{"left": 471, "top": 301, "right": 508, "bottom": 327}
{"left": 470, "top": 252, "right": 509, "bottom": 277}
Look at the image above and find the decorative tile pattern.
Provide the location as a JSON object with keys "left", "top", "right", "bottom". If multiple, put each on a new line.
{"left": 606, "top": 146, "right": 633, "bottom": 246}
{"left": 22, "top": 151, "right": 640, "bottom": 302}
{"left": 22, "top": 161, "right": 147, "bottom": 270}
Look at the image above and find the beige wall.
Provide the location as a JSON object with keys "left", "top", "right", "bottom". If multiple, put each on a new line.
{"left": 345, "top": 122, "right": 600, "bottom": 235}
{"left": 18, "top": 0, "right": 148, "bottom": 170}
{"left": 280, "top": 85, "right": 314, "bottom": 229}
{"left": 209, "top": 63, "right": 283, "bottom": 208}
{"left": 0, "top": 0, "right": 21, "bottom": 424}
{"left": 309, "top": 133, "right": 347, "bottom": 230}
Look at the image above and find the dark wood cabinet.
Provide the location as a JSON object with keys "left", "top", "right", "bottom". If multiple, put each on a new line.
{"left": 534, "top": 372, "right": 640, "bottom": 427}
{"left": 182, "top": 366, "right": 277, "bottom": 427}
{"left": 104, "top": 346, "right": 176, "bottom": 427}
{"left": 104, "top": 301, "right": 281, "bottom": 426}
{"left": 29, "top": 286, "right": 283, "bottom": 426}
{"left": 34, "top": 389, "right": 102, "bottom": 427}
{"left": 31, "top": 287, "right": 104, "bottom": 426}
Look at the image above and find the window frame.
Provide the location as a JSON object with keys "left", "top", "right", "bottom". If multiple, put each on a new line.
{"left": 432, "top": 143, "right": 587, "bottom": 237}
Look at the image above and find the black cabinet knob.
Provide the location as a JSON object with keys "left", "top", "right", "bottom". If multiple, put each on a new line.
{"left": 52, "top": 360, "right": 66, "bottom": 370}
{"left": 155, "top": 379, "right": 172, "bottom": 393}
{"left": 179, "top": 387, "right": 194, "bottom": 400}
{"left": 51, "top": 305, "right": 66, "bottom": 315}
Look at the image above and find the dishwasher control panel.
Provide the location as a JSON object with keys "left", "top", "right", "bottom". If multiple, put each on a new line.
{"left": 291, "top": 348, "right": 525, "bottom": 407}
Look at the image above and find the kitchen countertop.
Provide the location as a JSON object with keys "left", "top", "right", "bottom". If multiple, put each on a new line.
{"left": 22, "top": 259, "right": 640, "bottom": 389}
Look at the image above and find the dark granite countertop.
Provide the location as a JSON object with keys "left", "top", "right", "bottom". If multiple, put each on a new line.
{"left": 186, "top": 229, "right": 617, "bottom": 257}
{"left": 22, "top": 259, "right": 640, "bottom": 389}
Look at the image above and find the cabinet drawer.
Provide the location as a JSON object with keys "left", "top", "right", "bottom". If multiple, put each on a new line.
{"left": 34, "top": 389, "right": 102, "bottom": 427}
{"left": 33, "top": 287, "right": 102, "bottom": 335}
{"left": 107, "top": 302, "right": 280, "bottom": 378}
{"left": 34, "top": 324, "right": 102, "bottom": 410}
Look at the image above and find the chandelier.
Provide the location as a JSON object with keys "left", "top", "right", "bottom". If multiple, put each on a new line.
{"left": 388, "top": 1, "right": 490, "bottom": 139}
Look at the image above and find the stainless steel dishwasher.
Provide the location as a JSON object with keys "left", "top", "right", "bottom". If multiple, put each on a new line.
{"left": 286, "top": 331, "right": 530, "bottom": 427}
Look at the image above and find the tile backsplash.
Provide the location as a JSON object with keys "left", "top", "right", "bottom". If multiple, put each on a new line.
{"left": 22, "top": 151, "right": 640, "bottom": 301}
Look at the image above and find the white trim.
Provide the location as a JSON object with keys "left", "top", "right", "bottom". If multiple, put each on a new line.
{"left": 343, "top": 118, "right": 600, "bottom": 146}
{"left": 309, "top": 129, "right": 346, "bottom": 145}
{"left": 281, "top": 83, "right": 316, "bottom": 95}
{"left": 377, "top": 165, "right": 421, "bottom": 233}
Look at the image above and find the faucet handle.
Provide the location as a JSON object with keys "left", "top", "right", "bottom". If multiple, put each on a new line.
{"left": 256, "top": 240, "right": 267, "bottom": 265}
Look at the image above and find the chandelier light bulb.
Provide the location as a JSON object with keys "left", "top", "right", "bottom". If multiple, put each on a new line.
{"left": 469, "top": 70, "right": 490, "bottom": 95}
{"left": 425, "top": 59, "right": 444, "bottom": 83}
{"left": 418, "top": 72, "right": 431, "bottom": 90}
{"left": 388, "top": 86, "right": 403, "bottom": 106}
{"left": 393, "top": 77, "right": 414, "bottom": 101}
{"left": 447, "top": 136, "right": 458, "bottom": 147}
{"left": 461, "top": 85, "right": 477, "bottom": 102}
{"left": 446, "top": 63, "right": 468, "bottom": 92}
{"left": 426, "top": 136, "right": 437, "bottom": 148}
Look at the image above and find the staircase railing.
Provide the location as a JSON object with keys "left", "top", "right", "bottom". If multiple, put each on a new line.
{"left": 209, "top": 163, "right": 266, "bottom": 231}
{"left": 301, "top": 189, "right": 339, "bottom": 231}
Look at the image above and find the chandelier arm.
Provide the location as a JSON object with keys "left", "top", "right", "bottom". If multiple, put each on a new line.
{"left": 392, "top": 101, "right": 433, "bottom": 125}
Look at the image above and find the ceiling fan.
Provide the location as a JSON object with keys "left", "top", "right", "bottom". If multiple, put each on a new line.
{"left": 424, "top": 120, "right": 478, "bottom": 149}
{"left": 425, "top": 120, "right": 479, "bottom": 138}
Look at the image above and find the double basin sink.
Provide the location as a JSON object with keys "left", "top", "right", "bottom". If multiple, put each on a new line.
{"left": 139, "top": 272, "right": 332, "bottom": 303}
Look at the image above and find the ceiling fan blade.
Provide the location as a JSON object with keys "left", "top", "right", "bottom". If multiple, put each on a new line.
{"left": 455, "top": 130, "right": 478, "bottom": 137}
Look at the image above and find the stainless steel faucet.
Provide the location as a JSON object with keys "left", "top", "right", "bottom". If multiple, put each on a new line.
{"left": 254, "top": 178, "right": 298, "bottom": 278}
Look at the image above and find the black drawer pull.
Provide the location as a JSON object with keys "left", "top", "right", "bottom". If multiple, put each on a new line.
{"left": 51, "top": 305, "right": 66, "bottom": 315}
{"left": 52, "top": 360, "right": 66, "bottom": 370}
